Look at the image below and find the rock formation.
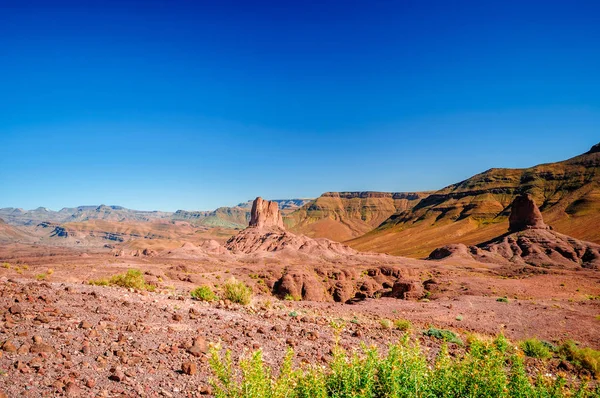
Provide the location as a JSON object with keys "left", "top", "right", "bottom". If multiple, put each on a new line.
{"left": 428, "top": 193, "right": 600, "bottom": 269}
{"left": 508, "top": 194, "right": 548, "bottom": 232}
{"left": 225, "top": 197, "right": 357, "bottom": 256}
{"left": 249, "top": 197, "right": 284, "bottom": 229}
{"left": 586, "top": 142, "right": 600, "bottom": 154}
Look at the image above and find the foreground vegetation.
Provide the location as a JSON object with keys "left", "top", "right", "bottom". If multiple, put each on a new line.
{"left": 209, "top": 335, "right": 599, "bottom": 398}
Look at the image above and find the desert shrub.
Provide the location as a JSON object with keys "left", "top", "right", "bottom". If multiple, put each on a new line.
{"left": 1, "top": 262, "right": 10, "bottom": 269}
{"left": 394, "top": 319, "right": 411, "bottom": 331}
{"left": 191, "top": 285, "right": 216, "bottom": 301}
{"left": 284, "top": 294, "right": 301, "bottom": 301}
{"left": 379, "top": 319, "right": 392, "bottom": 329}
{"left": 208, "top": 335, "right": 596, "bottom": 397}
{"left": 223, "top": 278, "right": 252, "bottom": 305}
{"left": 423, "top": 327, "right": 463, "bottom": 345}
{"left": 520, "top": 338, "right": 552, "bottom": 359}
{"left": 559, "top": 340, "right": 600, "bottom": 378}
{"left": 35, "top": 273, "right": 47, "bottom": 281}
{"left": 89, "top": 269, "right": 155, "bottom": 291}
{"left": 497, "top": 296, "right": 509, "bottom": 303}
{"left": 493, "top": 333, "right": 512, "bottom": 353}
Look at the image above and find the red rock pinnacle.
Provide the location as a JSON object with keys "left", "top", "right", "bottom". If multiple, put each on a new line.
{"left": 249, "top": 197, "right": 284, "bottom": 229}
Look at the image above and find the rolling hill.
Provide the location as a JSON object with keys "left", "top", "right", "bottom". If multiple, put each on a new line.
{"left": 285, "top": 191, "right": 430, "bottom": 241}
{"left": 349, "top": 143, "right": 600, "bottom": 258}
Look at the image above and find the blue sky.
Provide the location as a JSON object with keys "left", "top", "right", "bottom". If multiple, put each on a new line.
{"left": 1, "top": 0, "right": 599, "bottom": 211}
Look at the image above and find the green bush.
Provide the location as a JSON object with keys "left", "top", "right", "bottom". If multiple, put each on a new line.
{"left": 191, "top": 285, "right": 216, "bottom": 301}
{"left": 423, "top": 326, "right": 463, "bottom": 345}
{"left": 394, "top": 319, "right": 411, "bottom": 331}
{"left": 497, "top": 296, "right": 509, "bottom": 303}
{"left": 89, "top": 269, "right": 155, "bottom": 291}
{"left": 520, "top": 338, "right": 552, "bottom": 359}
{"left": 208, "top": 335, "right": 598, "bottom": 397}
{"left": 379, "top": 319, "right": 392, "bottom": 329}
{"left": 223, "top": 278, "right": 252, "bottom": 305}
{"left": 559, "top": 340, "right": 600, "bottom": 378}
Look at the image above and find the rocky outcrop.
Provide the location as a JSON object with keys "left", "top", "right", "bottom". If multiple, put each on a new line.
{"left": 249, "top": 197, "right": 284, "bottom": 229}
{"left": 390, "top": 279, "right": 425, "bottom": 300}
{"left": 273, "top": 268, "right": 327, "bottom": 301}
{"left": 508, "top": 194, "right": 548, "bottom": 232}
{"left": 225, "top": 197, "right": 357, "bottom": 256}
{"left": 428, "top": 193, "right": 600, "bottom": 269}
{"left": 586, "top": 142, "right": 600, "bottom": 154}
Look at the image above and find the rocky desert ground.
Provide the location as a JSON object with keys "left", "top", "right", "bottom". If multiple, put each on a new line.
{"left": 1, "top": 192, "right": 600, "bottom": 397}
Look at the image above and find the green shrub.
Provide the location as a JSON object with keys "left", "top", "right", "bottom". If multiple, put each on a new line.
{"left": 208, "top": 335, "right": 596, "bottom": 397}
{"left": 379, "top": 319, "right": 392, "bottom": 329}
{"left": 35, "top": 273, "right": 47, "bottom": 281}
{"left": 191, "top": 285, "right": 216, "bottom": 301}
{"left": 520, "top": 338, "right": 552, "bottom": 359}
{"left": 89, "top": 269, "right": 155, "bottom": 291}
{"left": 559, "top": 340, "right": 600, "bottom": 378}
{"left": 223, "top": 278, "right": 252, "bottom": 305}
{"left": 423, "top": 327, "right": 463, "bottom": 345}
{"left": 284, "top": 294, "right": 301, "bottom": 301}
{"left": 497, "top": 296, "right": 509, "bottom": 303}
{"left": 394, "top": 319, "right": 411, "bottom": 331}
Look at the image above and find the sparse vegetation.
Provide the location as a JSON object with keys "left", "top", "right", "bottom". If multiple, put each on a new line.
{"left": 379, "top": 319, "right": 392, "bottom": 329}
{"left": 520, "top": 338, "right": 552, "bottom": 359}
{"left": 423, "top": 326, "right": 463, "bottom": 345}
{"left": 89, "top": 269, "right": 156, "bottom": 291}
{"left": 284, "top": 294, "right": 301, "bottom": 301}
{"left": 1, "top": 262, "right": 9, "bottom": 269}
{"left": 223, "top": 277, "right": 252, "bottom": 305}
{"left": 208, "top": 336, "right": 599, "bottom": 397}
{"left": 191, "top": 285, "right": 217, "bottom": 302}
{"left": 393, "top": 319, "right": 411, "bottom": 331}
{"left": 35, "top": 273, "right": 47, "bottom": 281}
{"left": 558, "top": 340, "right": 600, "bottom": 378}
{"left": 497, "top": 296, "right": 509, "bottom": 303}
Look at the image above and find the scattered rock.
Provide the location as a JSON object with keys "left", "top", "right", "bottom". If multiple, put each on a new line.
{"left": 8, "top": 304, "right": 22, "bottom": 314}
{"left": 2, "top": 340, "right": 17, "bottom": 353}
{"left": 182, "top": 361, "right": 197, "bottom": 375}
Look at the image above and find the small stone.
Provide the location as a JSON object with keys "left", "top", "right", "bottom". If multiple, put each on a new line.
{"left": 80, "top": 320, "right": 92, "bottom": 329}
{"left": 30, "top": 342, "right": 54, "bottom": 354}
{"left": 109, "top": 369, "right": 125, "bottom": 382}
{"left": 172, "top": 314, "right": 182, "bottom": 321}
{"left": 85, "top": 378, "right": 96, "bottom": 388}
{"left": 8, "top": 305, "right": 22, "bottom": 314}
{"left": 65, "top": 382, "right": 82, "bottom": 397}
{"left": 2, "top": 340, "right": 17, "bottom": 353}
{"left": 17, "top": 343, "right": 30, "bottom": 354}
{"left": 182, "top": 361, "right": 197, "bottom": 375}
{"left": 28, "top": 357, "right": 43, "bottom": 369}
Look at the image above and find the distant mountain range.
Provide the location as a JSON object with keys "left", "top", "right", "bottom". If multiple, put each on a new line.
{"left": 0, "top": 199, "right": 312, "bottom": 230}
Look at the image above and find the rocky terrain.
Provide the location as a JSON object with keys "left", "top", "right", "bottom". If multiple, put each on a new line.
{"left": 0, "top": 197, "right": 599, "bottom": 396}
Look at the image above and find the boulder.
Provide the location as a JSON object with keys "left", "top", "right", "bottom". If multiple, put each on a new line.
{"left": 390, "top": 278, "right": 424, "bottom": 300}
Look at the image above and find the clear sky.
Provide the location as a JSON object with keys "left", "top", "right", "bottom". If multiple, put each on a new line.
{"left": 1, "top": 0, "right": 599, "bottom": 211}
